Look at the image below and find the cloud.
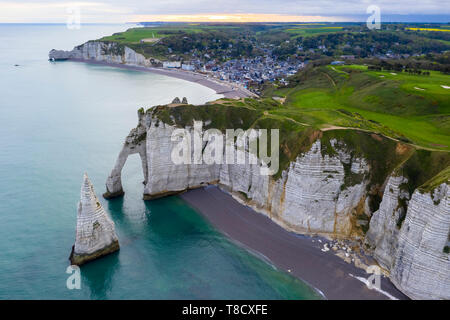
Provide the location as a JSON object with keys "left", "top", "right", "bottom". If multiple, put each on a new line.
{"left": 0, "top": 0, "right": 448, "bottom": 23}
{"left": 118, "top": 0, "right": 450, "bottom": 16}
{"left": 129, "top": 13, "right": 351, "bottom": 23}
{"left": 0, "top": 1, "right": 133, "bottom": 22}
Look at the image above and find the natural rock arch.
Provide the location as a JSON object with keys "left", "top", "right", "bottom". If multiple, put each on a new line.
{"left": 103, "top": 110, "right": 148, "bottom": 199}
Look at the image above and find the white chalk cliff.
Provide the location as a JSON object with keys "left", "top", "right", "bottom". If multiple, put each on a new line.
{"left": 49, "top": 41, "right": 159, "bottom": 66}
{"left": 366, "top": 177, "right": 449, "bottom": 299}
{"left": 390, "top": 184, "right": 449, "bottom": 300}
{"left": 70, "top": 173, "right": 119, "bottom": 265}
{"left": 105, "top": 108, "right": 449, "bottom": 299}
{"left": 106, "top": 111, "right": 371, "bottom": 236}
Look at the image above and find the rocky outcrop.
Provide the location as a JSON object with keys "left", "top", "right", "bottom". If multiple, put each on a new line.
{"left": 104, "top": 106, "right": 449, "bottom": 299}
{"left": 169, "top": 97, "right": 188, "bottom": 104}
{"left": 171, "top": 97, "right": 181, "bottom": 104}
{"left": 70, "top": 173, "right": 119, "bottom": 265}
{"left": 49, "top": 41, "right": 160, "bottom": 66}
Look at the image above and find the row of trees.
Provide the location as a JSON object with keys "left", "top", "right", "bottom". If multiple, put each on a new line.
{"left": 364, "top": 53, "right": 450, "bottom": 74}
{"left": 368, "top": 65, "right": 431, "bottom": 75}
{"left": 261, "top": 27, "right": 450, "bottom": 61}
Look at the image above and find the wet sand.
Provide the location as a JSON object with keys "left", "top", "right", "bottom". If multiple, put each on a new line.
{"left": 67, "top": 58, "right": 256, "bottom": 99}
{"left": 180, "top": 186, "right": 409, "bottom": 300}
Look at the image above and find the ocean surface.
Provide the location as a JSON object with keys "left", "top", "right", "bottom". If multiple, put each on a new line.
{"left": 0, "top": 24, "right": 320, "bottom": 299}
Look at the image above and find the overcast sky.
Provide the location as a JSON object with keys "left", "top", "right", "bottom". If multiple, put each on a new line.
{"left": 0, "top": 0, "right": 449, "bottom": 23}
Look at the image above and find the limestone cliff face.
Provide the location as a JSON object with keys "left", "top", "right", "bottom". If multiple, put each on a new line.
{"left": 106, "top": 111, "right": 371, "bottom": 237}
{"left": 391, "top": 185, "right": 450, "bottom": 300}
{"left": 71, "top": 173, "right": 119, "bottom": 265}
{"left": 367, "top": 178, "right": 450, "bottom": 300}
{"left": 143, "top": 119, "right": 220, "bottom": 198}
{"left": 218, "top": 139, "right": 369, "bottom": 236}
{"left": 49, "top": 41, "right": 159, "bottom": 66}
{"left": 105, "top": 109, "right": 449, "bottom": 299}
{"left": 365, "top": 176, "right": 409, "bottom": 270}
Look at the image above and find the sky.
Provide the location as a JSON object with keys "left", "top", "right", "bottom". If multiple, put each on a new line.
{"left": 0, "top": 0, "right": 449, "bottom": 23}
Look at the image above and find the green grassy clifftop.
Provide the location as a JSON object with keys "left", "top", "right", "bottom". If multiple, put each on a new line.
{"left": 269, "top": 64, "right": 450, "bottom": 150}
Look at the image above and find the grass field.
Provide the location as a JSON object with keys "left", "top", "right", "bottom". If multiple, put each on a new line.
{"left": 100, "top": 25, "right": 240, "bottom": 44}
{"left": 100, "top": 24, "right": 347, "bottom": 44}
{"left": 406, "top": 27, "right": 450, "bottom": 32}
{"left": 284, "top": 26, "right": 344, "bottom": 38}
{"left": 266, "top": 65, "right": 450, "bottom": 150}
{"left": 100, "top": 27, "right": 196, "bottom": 43}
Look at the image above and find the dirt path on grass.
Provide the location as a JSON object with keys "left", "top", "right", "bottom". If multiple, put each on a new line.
{"left": 320, "top": 125, "right": 447, "bottom": 151}
{"left": 322, "top": 71, "right": 336, "bottom": 87}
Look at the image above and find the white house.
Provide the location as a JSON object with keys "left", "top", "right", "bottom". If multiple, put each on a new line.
{"left": 181, "top": 64, "right": 195, "bottom": 71}
{"left": 163, "top": 61, "right": 181, "bottom": 68}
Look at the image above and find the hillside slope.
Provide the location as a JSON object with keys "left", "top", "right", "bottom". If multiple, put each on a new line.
{"left": 268, "top": 65, "right": 450, "bottom": 150}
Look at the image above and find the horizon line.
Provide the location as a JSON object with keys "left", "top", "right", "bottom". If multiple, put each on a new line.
{"left": 0, "top": 21, "right": 449, "bottom": 24}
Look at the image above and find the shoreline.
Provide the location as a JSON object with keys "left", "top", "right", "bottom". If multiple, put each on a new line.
{"left": 62, "top": 58, "right": 257, "bottom": 99}
{"left": 180, "top": 186, "right": 409, "bottom": 300}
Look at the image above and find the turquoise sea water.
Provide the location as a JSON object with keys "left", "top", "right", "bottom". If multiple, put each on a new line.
{"left": 0, "top": 24, "right": 320, "bottom": 299}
